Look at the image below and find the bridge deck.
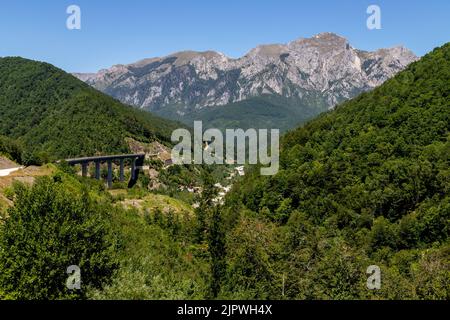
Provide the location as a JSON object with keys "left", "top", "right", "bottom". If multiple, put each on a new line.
{"left": 65, "top": 153, "right": 145, "bottom": 165}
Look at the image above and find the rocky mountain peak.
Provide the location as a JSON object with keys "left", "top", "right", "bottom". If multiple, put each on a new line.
{"left": 74, "top": 33, "right": 418, "bottom": 119}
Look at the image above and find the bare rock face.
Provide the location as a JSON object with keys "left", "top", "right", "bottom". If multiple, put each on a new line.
{"left": 74, "top": 33, "right": 417, "bottom": 117}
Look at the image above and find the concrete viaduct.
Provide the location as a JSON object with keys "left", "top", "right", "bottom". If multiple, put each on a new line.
{"left": 65, "top": 154, "right": 145, "bottom": 188}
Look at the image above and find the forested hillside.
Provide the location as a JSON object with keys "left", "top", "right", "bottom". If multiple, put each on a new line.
{"left": 0, "top": 135, "right": 21, "bottom": 163}
{"left": 0, "top": 57, "right": 181, "bottom": 164}
{"left": 158, "top": 94, "right": 328, "bottom": 132}
{"left": 221, "top": 43, "right": 450, "bottom": 299}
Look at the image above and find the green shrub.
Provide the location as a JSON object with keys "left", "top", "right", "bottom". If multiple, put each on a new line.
{"left": 0, "top": 176, "right": 118, "bottom": 300}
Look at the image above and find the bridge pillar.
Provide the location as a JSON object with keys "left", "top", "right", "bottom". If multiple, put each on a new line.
{"left": 81, "top": 162, "right": 88, "bottom": 177}
{"left": 95, "top": 161, "right": 101, "bottom": 180}
{"left": 119, "top": 159, "right": 125, "bottom": 182}
{"left": 131, "top": 159, "right": 136, "bottom": 180}
{"left": 65, "top": 153, "right": 145, "bottom": 189}
{"left": 107, "top": 160, "right": 113, "bottom": 189}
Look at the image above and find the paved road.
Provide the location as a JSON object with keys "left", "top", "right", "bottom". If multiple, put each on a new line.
{"left": 0, "top": 167, "right": 23, "bottom": 177}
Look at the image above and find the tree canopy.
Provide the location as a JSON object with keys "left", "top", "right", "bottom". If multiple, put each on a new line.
{"left": 222, "top": 43, "right": 450, "bottom": 299}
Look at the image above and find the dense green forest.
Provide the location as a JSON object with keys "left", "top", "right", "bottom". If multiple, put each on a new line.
{"left": 0, "top": 57, "right": 182, "bottom": 164}
{"left": 0, "top": 135, "right": 22, "bottom": 163}
{"left": 221, "top": 43, "right": 450, "bottom": 298}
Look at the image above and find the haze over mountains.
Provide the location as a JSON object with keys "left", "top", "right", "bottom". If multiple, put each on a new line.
{"left": 75, "top": 33, "right": 418, "bottom": 130}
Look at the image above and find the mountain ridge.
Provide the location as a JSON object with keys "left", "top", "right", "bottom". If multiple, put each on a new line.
{"left": 74, "top": 32, "right": 417, "bottom": 115}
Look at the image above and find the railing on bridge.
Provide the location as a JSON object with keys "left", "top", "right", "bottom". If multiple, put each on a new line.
{"left": 65, "top": 154, "right": 145, "bottom": 188}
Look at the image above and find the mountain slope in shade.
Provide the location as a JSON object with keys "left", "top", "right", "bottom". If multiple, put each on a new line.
{"left": 75, "top": 33, "right": 417, "bottom": 130}
{"left": 159, "top": 94, "right": 328, "bottom": 132}
{"left": 0, "top": 57, "right": 182, "bottom": 162}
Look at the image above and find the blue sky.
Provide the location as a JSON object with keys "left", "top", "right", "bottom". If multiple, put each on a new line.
{"left": 0, "top": 0, "right": 448, "bottom": 72}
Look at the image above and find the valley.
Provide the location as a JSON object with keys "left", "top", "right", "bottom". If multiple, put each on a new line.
{"left": 0, "top": 36, "right": 448, "bottom": 301}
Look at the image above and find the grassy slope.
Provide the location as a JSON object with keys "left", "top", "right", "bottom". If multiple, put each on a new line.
{"left": 0, "top": 164, "right": 55, "bottom": 216}
{"left": 110, "top": 189, "right": 194, "bottom": 215}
